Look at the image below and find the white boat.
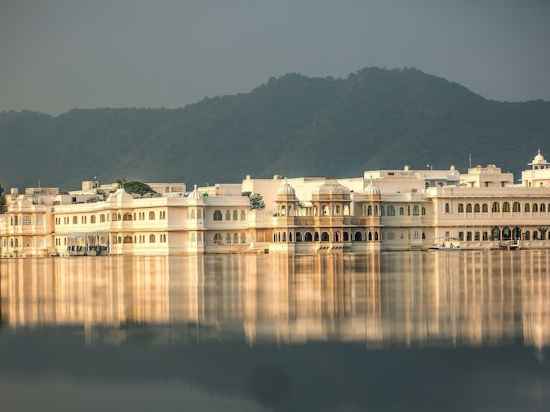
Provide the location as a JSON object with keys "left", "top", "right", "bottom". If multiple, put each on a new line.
{"left": 429, "top": 238, "right": 462, "bottom": 250}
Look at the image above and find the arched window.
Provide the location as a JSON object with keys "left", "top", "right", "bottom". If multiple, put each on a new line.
{"left": 482, "top": 204, "right": 488, "bottom": 213}
{"left": 374, "top": 205, "right": 379, "bottom": 216}
{"left": 100, "top": 214, "right": 105, "bottom": 223}
{"left": 304, "top": 232, "right": 312, "bottom": 242}
{"left": 524, "top": 231, "right": 530, "bottom": 240}
{"left": 281, "top": 232, "right": 286, "bottom": 242}
{"left": 399, "top": 207, "right": 404, "bottom": 216}
{"left": 240, "top": 210, "right": 246, "bottom": 220}
{"left": 225, "top": 233, "right": 231, "bottom": 244}
{"left": 482, "top": 232, "right": 488, "bottom": 241}
{"left": 466, "top": 204, "right": 472, "bottom": 213}
{"left": 335, "top": 205, "right": 341, "bottom": 215}
{"left": 513, "top": 202, "right": 520, "bottom": 212}
{"left": 334, "top": 232, "right": 340, "bottom": 242}
{"left": 474, "top": 204, "right": 480, "bottom": 213}
{"left": 225, "top": 210, "right": 231, "bottom": 220}
{"left": 322, "top": 205, "right": 330, "bottom": 216}
{"left": 149, "top": 211, "right": 155, "bottom": 220}
{"left": 374, "top": 232, "right": 379, "bottom": 241}
{"left": 413, "top": 205, "right": 419, "bottom": 216}
{"left": 343, "top": 232, "right": 349, "bottom": 242}
{"left": 388, "top": 205, "right": 395, "bottom": 216}
{"left": 289, "top": 232, "right": 293, "bottom": 242}
{"left": 213, "top": 210, "right": 223, "bottom": 221}
{"left": 380, "top": 206, "right": 385, "bottom": 216}
{"left": 445, "top": 203, "right": 450, "bottom": 213}
{"left": 533, "top": 230, "right": 539, "bottom": 240}
{"left": 123, "top": 236, "right": 132, "bottom": 244}
{"left": 314, "top": 232, "right": 319, "bottom": 242}
{"left": 233, "top": 233, "right": 239, "bottom": 243}
{"left": 90, "top": 215, "right": 96, "bottom": 224}
{"left": 296, "top": 232, "right": 302, "bottom": 242}
{"left": 214, "top": 233, "right": 222, "bottom": 245}
{"left": 458, "top": 204, "right": 464, "bottom": 213}
{"left": 541, "top": 204, "right": 546, "bottom": 213}
{"left": 492, "top": 202, "right": 500, "bottom": 213}
{"left": 321, "top": 232, "right": 329, "bottom": 242}
{"left": 491, "top": 227, "right": 500, "bottom": 240}
{"left": 502, "top": 202, "right": 510, "bottom": 212}
{"left": 368, "top": 232, "right": 373, "bottom": 241}
{"left": 367, "top": 205, "right": 372, "bottom": 216}
{"left": 123, "top": 213, "right": 132, "bottom": 221}
{"left": 466, "top": 232, "right": 472, "bottom": 241}
{"left": 149, "top": 234, "right": 156, "bottom": 243}
{"left": 354, "top": 232, "right": 362, "bottom": 241}
{"left": 421, "top": 207, "right": 426, "bottom": 216}
{"left": 533, "top": 204, "right": 539, "bottom": 213}
{"left": 524, "top": 203, "right": 530, "bottom": 213}
{"left": 232, "top": 210, "right": 238, "bottom": 220}
{"left": 240, "top": 233, "right": 246, "bottom": 243}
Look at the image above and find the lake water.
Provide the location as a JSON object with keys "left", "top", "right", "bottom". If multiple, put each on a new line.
{"left": 1, "top": 250, "right": 550, "bottom": 411}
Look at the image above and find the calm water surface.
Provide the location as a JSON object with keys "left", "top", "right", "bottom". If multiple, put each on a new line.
{"left": 1, "top": 251, "right": 550, "bottom": 411}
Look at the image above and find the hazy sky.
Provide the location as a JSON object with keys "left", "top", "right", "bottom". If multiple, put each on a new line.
{"left": 1, "top": 0, "right": 549, "bottom": 113}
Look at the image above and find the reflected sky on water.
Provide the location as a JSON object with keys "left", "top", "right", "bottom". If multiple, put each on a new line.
{"left": 1, "top": 251, "right": 550, "bottom": 411}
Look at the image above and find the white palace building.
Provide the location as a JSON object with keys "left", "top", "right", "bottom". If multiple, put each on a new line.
{"left": 2, "top": 151, "right": 550, "bottom": 257}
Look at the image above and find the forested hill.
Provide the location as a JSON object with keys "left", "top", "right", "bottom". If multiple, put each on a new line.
{"left": 1, "top": 67, "right": 549, "bottom": 190}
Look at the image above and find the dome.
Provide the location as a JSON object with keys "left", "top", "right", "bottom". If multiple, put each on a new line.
{"left": 314, "top": 179, "right": 350, "bottom": 196}
{"left": 277, "top": 180, "right": 296, "bottom": 197}
{"left": 531, "top": 149, "right": 547, "bottom": 165}
{"left": 364, "top": 178, "right": 381, "bottom": 196}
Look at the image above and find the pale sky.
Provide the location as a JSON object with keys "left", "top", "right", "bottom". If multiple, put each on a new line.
{"left": 1, "top": 0, "right": 549, "bottom": 113}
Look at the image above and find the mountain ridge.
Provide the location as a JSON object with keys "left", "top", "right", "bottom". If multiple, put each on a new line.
{"left": 1, "top": 67, "right": 549, "bottom": 189}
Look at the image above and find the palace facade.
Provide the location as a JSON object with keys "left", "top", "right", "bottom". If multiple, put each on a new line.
{"left": 1, "top": 151, "right": 550, "bottom": 257}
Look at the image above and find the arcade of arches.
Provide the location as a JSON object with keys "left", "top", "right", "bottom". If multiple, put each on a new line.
{"left": 272, "top": 229, "right": 380, "bottom": 243}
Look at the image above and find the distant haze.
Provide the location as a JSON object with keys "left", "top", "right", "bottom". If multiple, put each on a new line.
{"left": 1, "top": 0, "right": 549, "bottom": 114}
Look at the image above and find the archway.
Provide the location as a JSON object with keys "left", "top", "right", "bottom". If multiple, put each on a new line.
{"left": 354, "top": 232, "right": 362, "bottom": 241}
{"left": 304, "top": 232, "right": 312, "bottom": 242}
{"left": 491, "top": 227, "right": 501, "bottom": 241}
{"left": 502, "top": 226, "right": 512, "bottom": 241}
{"left": 321, "top": 232, "right": 329, "bottom": 242}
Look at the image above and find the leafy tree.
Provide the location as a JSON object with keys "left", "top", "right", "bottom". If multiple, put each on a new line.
{"left": 248, "top": 193, "right": 265, "bottom": 210}
{"left": 121, "top": 181, "right": 158, "bottom": 197}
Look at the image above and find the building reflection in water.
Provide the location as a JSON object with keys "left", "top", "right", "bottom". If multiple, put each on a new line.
{"left": 1, "top": 251, "right": 549, "bottom": 348}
